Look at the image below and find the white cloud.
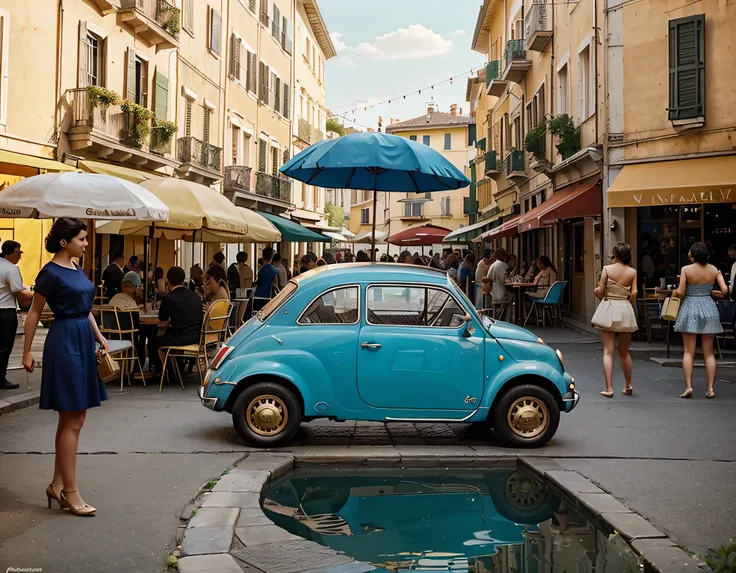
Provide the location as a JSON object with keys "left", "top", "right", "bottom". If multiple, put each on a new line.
{"left": 333, "top": 56, "right": 356, "bottom": 68}
{"left": 449, "top": 29, "right": 466, "bottom": 37}
{"left": 330, "top": 32, "right": 348, "bottom": 52}
{"left": 360, "top": 24, "right": 453, "bottom": 60}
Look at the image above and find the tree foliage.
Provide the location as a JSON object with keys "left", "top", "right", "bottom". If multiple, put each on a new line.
{"left": 324, "top": 202, "right": 345, "bottom": 228}
{"left": 326, "top": 118, "right": 346, "bottom": 137}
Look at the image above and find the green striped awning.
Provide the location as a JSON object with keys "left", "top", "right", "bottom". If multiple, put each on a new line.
{"left": 258, "top": 212, "right": 330, "bottom": 242}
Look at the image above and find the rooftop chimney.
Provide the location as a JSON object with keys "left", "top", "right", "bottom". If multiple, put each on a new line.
{"left": 450, "top": 104, "right": 458, "bottom": 116}
{"left": 426, "top": 103, "right": 435, "bottom": 114}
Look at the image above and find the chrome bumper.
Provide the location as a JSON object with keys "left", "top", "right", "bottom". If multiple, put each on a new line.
{"left": 198, "top": 385, "right": 218, "bottom": 410}
{"left": 562, "top": 389, "right": 580, "bottom": 412}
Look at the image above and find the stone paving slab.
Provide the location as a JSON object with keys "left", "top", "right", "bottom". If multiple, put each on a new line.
{"left": 177, "top": 553, "right": 251, "bottom": 573}
{"left": 237, "top": 509, "right": 275, "bottom": 527}
{"left": 576, "top": 492, "right": 634, "bottom": 515}
{"left": 231, "top": 539, "right": 354, "bottom": 573}
{"left": 631, "top": 538, "right": 703, "bottom": 573}
{"left": 603, "top": 512, "right": 668, "bottom": 541}
{"left": 181, "top": 525, "right": 234, "bottom": 556}
{"left": 545, "top": 470, "right": 606, "bottom": 495}
{"left": 189, "top": 507, "right": 240, "bottom": 529}
{"left": 235, "top": 524, "right": 301, "bottom": 545}
{"left": 200, "top": 491, "right": 262, "bottom": 509}
{"left": 213, "top": 470, "right": 271, "bottom": 493}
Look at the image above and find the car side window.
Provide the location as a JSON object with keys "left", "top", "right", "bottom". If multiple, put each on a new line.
{"left": 298, "top": 286, "right": 359, "bottom": 324}
{"left": 366, "top": 286, "right": 466, "bottom": 327}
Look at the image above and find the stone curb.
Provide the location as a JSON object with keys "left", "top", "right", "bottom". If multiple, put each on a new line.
{"left": 0, "top": 390, "right": 40, "bottom": 415}
{"left": 175, "top": 451, "right": 703, "bottom": 573}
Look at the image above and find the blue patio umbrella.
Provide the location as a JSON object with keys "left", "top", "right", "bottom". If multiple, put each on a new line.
{"left": 280, "top": 132, "right": 470, "bottom": 259}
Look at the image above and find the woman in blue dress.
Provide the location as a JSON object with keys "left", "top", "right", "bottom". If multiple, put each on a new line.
{"left": 674, "top": 242, "right": 728, "bottom": 399}
{"left": 22, "top": 218, "right": 108, "bottom": 516}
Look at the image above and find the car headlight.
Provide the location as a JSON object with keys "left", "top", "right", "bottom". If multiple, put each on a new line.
{"left": 555, "top": 349, "right": 564, "bottom": 370}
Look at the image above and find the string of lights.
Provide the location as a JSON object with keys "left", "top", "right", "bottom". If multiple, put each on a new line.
{"left": 329, "top": 64, "right": 486, "bottom": 115}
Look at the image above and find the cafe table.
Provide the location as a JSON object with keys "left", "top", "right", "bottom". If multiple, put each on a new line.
{"left": 505, "top": 282, "right": 537, "bottom": 325}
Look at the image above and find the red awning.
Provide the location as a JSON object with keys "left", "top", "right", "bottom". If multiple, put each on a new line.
{"left": 518, "top": 179, "right": 602, "bottom": 233}
{"left": 387, "top": 224, "right": 453, "bottom": 246}
{"left": 487, "top": 216, "right": 521, "bottom": 239}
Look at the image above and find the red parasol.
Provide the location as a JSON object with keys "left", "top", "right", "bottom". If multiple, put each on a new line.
{"left": 386, "top": 224, "right": 453, "bottom": 247}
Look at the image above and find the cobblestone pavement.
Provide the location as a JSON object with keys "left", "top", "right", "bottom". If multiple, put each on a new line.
{"left": 0, "top": 332, "right": 734, "bottom": 572}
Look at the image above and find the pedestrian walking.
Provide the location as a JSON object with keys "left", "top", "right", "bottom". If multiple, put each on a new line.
{"left": 673, "top": 242, "right": 728, "bottom": 399}
{"left": 22, "top": 218, "right": 109, "bottom": 516}
{"left": 591, "top": 243, "right": 638, "bottom": 398}
{"left": 0, "top": 241, "right": 33, "bottom": 390}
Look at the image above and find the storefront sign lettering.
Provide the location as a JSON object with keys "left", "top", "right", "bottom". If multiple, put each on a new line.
{"left": 0, "top": 208, "right": 22, "bottom": 216}
{"left": 632, "top": 188, "right": 732, "bottom": 205}
{"left": 85, "top": 208, "right": 136, "bottom": 217}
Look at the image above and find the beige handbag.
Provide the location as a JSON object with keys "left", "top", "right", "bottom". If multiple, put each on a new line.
{"left": 96, "top": 349, "right": 120, "bottom": 382}
{"left": 660, "top": 296, "right": 681, "bottom": 322}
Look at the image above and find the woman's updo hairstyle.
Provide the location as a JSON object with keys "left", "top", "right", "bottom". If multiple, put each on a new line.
{"left": 45, "top": 218, "right": 87, "bottom": 254}
{"left": 612, "top": 243, "right": 632, "bottom": 265}
{"left": 689, "top": 242, "right": 709, "bottom": 265}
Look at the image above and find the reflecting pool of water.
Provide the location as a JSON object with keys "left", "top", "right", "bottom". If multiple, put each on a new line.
{"left": 263, "top": 466, "right": 643, "bottom": 573}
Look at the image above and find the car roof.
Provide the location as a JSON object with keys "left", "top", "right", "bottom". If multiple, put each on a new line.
{"left": 293, "top": 263, "right": 450, "bottom": 288}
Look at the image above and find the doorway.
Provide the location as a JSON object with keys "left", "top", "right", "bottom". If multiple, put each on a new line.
{"left": 570, "top": 223, "right": 586, "bottom": 320}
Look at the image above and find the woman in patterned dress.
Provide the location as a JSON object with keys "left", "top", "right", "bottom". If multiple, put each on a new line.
{"left": 674, "top": 242, "right": 728, "bottom": 399}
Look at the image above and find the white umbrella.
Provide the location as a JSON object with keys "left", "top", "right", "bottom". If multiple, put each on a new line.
{"left": 0, "top": 171, "right": 169, "bottom": 221}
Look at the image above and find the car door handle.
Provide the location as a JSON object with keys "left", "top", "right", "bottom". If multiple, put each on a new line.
{"left": 361, "top": 342, "right": 382, "bottom": 349}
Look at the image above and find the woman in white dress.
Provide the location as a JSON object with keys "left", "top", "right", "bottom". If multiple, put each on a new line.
{"left": 591, "top": 243, "right": 638, "bottom": 398}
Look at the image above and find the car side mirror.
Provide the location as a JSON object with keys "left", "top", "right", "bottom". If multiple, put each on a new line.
{"left": 462, "top": 325, "right": 472, "bottom": 338}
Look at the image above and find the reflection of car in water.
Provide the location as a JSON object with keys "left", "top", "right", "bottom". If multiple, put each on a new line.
{"left": 262, "top": 468, "right": 561, "bottom": 571}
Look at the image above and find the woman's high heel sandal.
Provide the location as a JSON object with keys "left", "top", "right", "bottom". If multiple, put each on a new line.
{"left": 706, "top": 389, "right": 715, "bottom": 399}
{"left": 679, "top": 388, "right": 693, "bottom": 399}
{"left": 60, "top": 489, "right": 96, "bottom": 516}
{"left": 45, "top": 483, "right": 66, "bottom": 509}
{"left": 622, "top": 386, "right": 633, "bottom": 396}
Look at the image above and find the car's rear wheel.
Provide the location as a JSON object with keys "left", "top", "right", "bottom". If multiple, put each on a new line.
{"left": 232, "top": 382, "right": 302, "bottom": 447}
{"left": 485, "top": 470, "right": 561, "bottom": 524}
{"left": 492, "top": 384, "right": 560, "bottom": 448}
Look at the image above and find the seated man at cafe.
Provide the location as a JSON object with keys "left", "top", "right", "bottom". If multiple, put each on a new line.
{"left": 482, "top": 248, "right": 512, "bottom": 319}
{"left": 109, "top": 271, "right": 146, "bottom": 363}
{"left": 149, "top": 266, "right": 203, "bottom": 375}
{"left": 252, "top": 248, "right": 278, "bottom": 310}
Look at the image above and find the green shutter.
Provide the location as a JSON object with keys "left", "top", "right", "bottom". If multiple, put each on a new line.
{"left": 476, "top": 137, "right": 486, "bottom": 151}
{"left": 467, "top": 123, "right": 477, "bottom": 146}
{"left": 154, "top": 72, "right": 168, "bottom": 120}
{"left": 668, "top": 14, "right": 705, "bottom": 121}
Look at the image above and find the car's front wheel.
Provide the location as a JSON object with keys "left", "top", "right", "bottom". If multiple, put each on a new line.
{"left": 232, "top": 382, "right": 302, "bottom": 447}
{"left": 492, "top": 384, "right": 560, "bottom": 448}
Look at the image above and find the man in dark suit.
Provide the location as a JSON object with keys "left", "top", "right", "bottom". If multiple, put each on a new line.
{"left": 149, "top": 266, "right": 203, "bottom": 374}
{"left": 101, "top": 250, "right": 126, "bottom": 301}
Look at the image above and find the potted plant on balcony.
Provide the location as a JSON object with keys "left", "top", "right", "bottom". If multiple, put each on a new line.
{"left": 524, "top": 120, "right": 548, "bottom": 171}
{"left": 121, "top": 100, "right": 154, "bottom": 148}
{"left": 549, "top": 114, "right": 580, "bottom": 160}
{"left": 150, "top": 118, "right": 177, "bottom": 155}
{"left": 163, "top": 6, "right": 181, "bottom": 37}
{"left": 86, "top": 86, "right": 120, "bottom": 121}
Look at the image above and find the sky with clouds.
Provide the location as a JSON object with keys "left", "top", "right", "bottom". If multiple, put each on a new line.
{"left": 319, "top": 0, "right": 486, "bottom": 131}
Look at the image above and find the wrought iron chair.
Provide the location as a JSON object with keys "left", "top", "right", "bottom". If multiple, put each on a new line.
{"left": 158, "top": 299, "right": 233, "bottom": 391}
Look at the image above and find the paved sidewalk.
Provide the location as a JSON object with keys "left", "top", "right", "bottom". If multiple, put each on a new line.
{"left": 0, "top": 328, "right": 734, "bottom": 571}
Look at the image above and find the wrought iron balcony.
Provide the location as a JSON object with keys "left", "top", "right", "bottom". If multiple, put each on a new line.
{"left": 255, "top": 171, "right": 292, "bottom": 203}
{"left": 62, "top": 88, "right": 175, "bottom": 170}
{"left": 504, "top": 150, "right": 526, "bottom": 180}
{"left": 177, "top": 136, "right": 222, "bottom": 174}
{"left": 298, "top": 118, "right": 311, "bottom": 143}
{"left": 224, "top": 165, "right": 252, "bottom": 194}
{"left": 525, "top": 0, "right": 552, "bottom": 52}
{"left": 485, "top": 150, "right": 500, "bottom": 177}
{"left": 119, "top": 0, "right": 180, "bottom": 51}
{"left": 501, "top": 39, "right": 531, "bottom": 84}
{"left": 312, "top": 127, "right": 324, "bottom": 142}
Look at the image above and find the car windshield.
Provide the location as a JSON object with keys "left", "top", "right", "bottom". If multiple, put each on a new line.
{"left": 257, "top": 282, "right": 298, "bottom": 321}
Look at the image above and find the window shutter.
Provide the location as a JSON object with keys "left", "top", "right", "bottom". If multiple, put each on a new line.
{"left": 467, "top": 123, "right": 476, "bottom": 146}
{"left": 154, "top": 71, "right": 168, "bottom": 120}
{"left": 203, "top": 108, "right": 210, "bottom": 143}
{"left": 577, "top": 54, "right": 584, "bottom": 124}
{"left": 248, "top": 51, "right": 257, "bottom": 93}
{"left": 183, "top": 0, "right": 193, "bottom": 32}
{"left": 126, "top": 47, "right": 137, "bottom": 101}
{"left": 248, "top": 0, "right": 256, "bottom": 13}
{"left": 185, "top": 99, "right": 192, "bottom": 137}
{"left": 259, "top": 61, "right": 266, "bottom": 102}
{"left": 258, "top": 138, "right": 267, "bottom": 172}
{"left": 274, "top": 75, "right": 281, "bottom": 110}
{"left": 283, "top": 82, "right": 290, "bottom": 118}
{"left": 229, "top": 34, "right": 236, "bottom": 76}
{"left": 78, "top": 21, "right": 89, "bottom": 88}
{"left": 210, "top": 9, "right": 221, "bottom": 56}
{"left": 668, "top": 15, "right": 705, "bottom": 121}
{"left": 272, "top": 3, "right": 280, "bottom": 38}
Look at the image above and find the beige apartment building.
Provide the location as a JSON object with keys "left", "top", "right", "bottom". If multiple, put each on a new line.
{"left": 468, "top": 0, "right": 605, "bottom": 325}
{"left": 0, "top": 0, "right": 335, "bottom": 277}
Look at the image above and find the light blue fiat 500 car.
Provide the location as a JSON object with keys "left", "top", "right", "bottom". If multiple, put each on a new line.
{"left": 199, "top": 264, "right": 579, "bottom": 448}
